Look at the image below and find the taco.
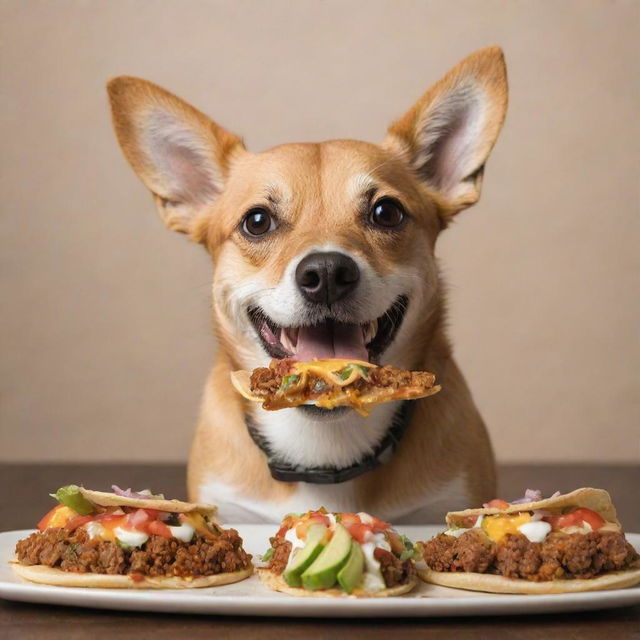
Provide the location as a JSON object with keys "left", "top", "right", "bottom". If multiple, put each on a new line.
{"left": 257, "top": 508, "right": 417, "bottom": 597}
{"left": 417, "top": 487, "right": 640, "bottom": 594}
{"left": 12, "top": 485, "right": 253, "bottom": 588}
{"left": 231, "top": 357, "right": 440, "bottom": 416}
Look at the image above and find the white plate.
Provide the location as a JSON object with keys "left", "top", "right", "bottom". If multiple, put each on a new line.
{"left": 1, "top": 526, "right": 639, "bottom": 618}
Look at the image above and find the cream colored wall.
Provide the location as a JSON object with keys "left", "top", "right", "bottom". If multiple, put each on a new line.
{"left": 1, "top": 0, "right": 638, "bottom": 463}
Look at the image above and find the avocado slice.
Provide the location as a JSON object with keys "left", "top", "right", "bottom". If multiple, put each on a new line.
{"left": 301, "top": 522, "right": 352, "bottom": 590}
{"left": 283, "top": 524, "right": 328, "bottom": 587}
{"left": 337, "top": 540, "right": 365, "bottom": 593}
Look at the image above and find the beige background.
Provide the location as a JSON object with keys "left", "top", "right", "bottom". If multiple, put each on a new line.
{"left": 1, "top": 0, "right": 638, "bottom": 463}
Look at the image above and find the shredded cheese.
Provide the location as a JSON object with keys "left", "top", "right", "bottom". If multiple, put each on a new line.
{"left": 292, "top": 359, "right": 374, "bottom": 387}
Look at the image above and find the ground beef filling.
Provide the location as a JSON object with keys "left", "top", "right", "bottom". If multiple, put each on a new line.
{"left": 249, "top": 359, "right": 434, "bottom": 398}
{"left": 267, "top": 536, "right": 292, "bottom": 575}
{"left": 15, "top": 527, "right": 252, "bottom": 578}
{"left": 421, "top": 529, "right": 640, "bottom": 582}
{"left": 373, "top": 547, "right": 415, "bottom": 587}
{"left": 267, "top": 536, "right": 413, "bottom": 588}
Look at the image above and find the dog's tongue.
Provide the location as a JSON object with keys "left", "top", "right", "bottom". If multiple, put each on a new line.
{"left": 295, "top": 322, "right": 369, "bottom": 362}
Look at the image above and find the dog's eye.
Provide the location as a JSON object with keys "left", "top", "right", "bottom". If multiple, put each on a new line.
{"left": 369, "top": 198, "right": 405, "bottom": 229}
{"left": 242, "top": 208, "right": 275, "bottom": 237}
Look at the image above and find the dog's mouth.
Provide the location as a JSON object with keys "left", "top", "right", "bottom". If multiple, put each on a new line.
{"left": 248, "top": 295, "right": 409, "bottom": 364}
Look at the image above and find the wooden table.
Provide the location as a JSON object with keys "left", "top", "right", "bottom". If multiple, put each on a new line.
{"left": 1, "top": 463, "right": 638, "bottom": 639}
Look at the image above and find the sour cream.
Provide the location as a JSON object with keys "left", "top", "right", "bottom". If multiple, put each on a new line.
{"left": 85, "top": 521, "right": 105, "bottom": 540}
{"left": 360, "top": 532, "right": 390, "bottom": 592}
{"left": 113, "top": 527, "right": 149, "bottom": 548}
{"left": 167, "top": 523, "right": 195, "bottom": 543}
{"left": 284, "top": 525, "right": 306, "bottom": 552}
{"left": 518, "top": 521, "right": 552, "bottom": 543}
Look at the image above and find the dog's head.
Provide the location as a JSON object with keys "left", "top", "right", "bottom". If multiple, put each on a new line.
{"left": 108, "top": 47, "right": 507, "bottom": 412}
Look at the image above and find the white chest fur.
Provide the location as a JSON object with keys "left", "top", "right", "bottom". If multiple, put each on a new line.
{"left": 251, "top": 401, "right": 398, "bottom": 469}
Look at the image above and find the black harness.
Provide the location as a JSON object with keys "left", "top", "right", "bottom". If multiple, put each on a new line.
{"left": 245, "top": 401, "right": 415, "bottom": 484}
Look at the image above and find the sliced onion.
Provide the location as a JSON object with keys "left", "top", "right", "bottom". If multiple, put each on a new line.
{"left": 511, "top": 489, "right": 543, "bottom": 504}
{"left": 111, "top": 485, "right": 160, "bottom": 500}
{"left": 511, "top": 489, "right": 561, "bottom": 505}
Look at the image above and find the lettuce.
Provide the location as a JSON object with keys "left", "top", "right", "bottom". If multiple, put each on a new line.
{"left": 49, "top": 485, "right": 94, "bottom": 515}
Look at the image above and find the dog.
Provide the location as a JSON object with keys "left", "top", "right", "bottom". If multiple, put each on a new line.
{"left": 107, "top": 46, "right": 508, "bottom": 523}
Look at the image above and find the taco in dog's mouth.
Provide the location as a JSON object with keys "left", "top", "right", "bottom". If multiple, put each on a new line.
{"left": 12, "top": 485, "right": 253, "bottom": 588}
{"left": 416, "top": 487, "right": 640, "bottom": 594}
{"left": 257, "top": 508, "right": 418, "bottom": 597}
{"left": 231, "top": 357, "right": 440, "bottom": 416}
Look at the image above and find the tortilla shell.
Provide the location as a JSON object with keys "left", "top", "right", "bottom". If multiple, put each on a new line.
{"left": 230, "top": 368, "right": 441, "bottom": 410}
{"left": 446, "top": 488, "right": 620, "bottom": 528}
{"left": 230, "top": 370, "right": 262, "bottom": 402}
{"left": 79, "top": 488, "right": 216, "bottom": 516}
{"left": 418, "top": 567, "right": 640, "bottom": 594}
{"left": 257, "top": 568, "right": 416, "bottom": 597}
{"left": 12, "top": 562, "right": 253, "bottom": 589}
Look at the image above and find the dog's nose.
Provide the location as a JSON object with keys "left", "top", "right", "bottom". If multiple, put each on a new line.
{"left": 295, "top": 252, "right": 360, "bottom": 306}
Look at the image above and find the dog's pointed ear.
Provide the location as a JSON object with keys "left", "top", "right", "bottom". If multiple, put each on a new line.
{"left": 107, "top": 76, "right": 245, "bottom": 235}
{"left": 384, "top": 47, "right": 508, "bottom": 216}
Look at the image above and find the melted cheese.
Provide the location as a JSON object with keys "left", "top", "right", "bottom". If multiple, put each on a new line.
{"left": 47, "top": 506, "right": 75, "bottom": 528}
{"left": 482, "top": 513, "right": 532, "bottom": 542}
{"left": 292, "top": 359, "right": 374, "bottom": 387}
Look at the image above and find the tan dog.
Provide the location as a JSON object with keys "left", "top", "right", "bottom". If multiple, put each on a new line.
{"left": 108, "top": 47, "right": 508, "bottom": 523}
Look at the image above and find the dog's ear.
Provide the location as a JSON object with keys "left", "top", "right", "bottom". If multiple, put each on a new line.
{"left": 384, "top": 47, "right": 508, "bottom": 216}
{"left": 107, "top": 76, "right": 245, "bottom": 235}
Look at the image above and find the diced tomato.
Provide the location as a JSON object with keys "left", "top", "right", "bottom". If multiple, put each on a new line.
{"left": 308, "top": 512, "right": 330, "bottom": 527}
{"left": 373, "top": 547, "right": 390, "bottom": 562}
{"left": 295, "top": 512, "right": 331, "bottom": 539}
{"left": 127, "top": 508, "right": 152, "bottom": 532}
{"left": 485, "top": 499, "right": 510, "bottom": 510}
{"left": 544, "top": 508, "right": 604, "bottom": 531}
{"left": 386, "top": 531, "right": 404, "bottom": 555}
{"left": 142, "top": 509, "right": 162, "bottom": 520}
{"left": 37, "top": 505, "right": 67, "bottom": 531}
{"left": 338, "top": 513, "right": 361, "bottom": 528}
{"left": 95, "top": 514, "right": 127, "bottom": 533}
{"left": 95, "top": 512, "right": 126, "bottom": 524}
{"left": 345, "top": 522, "right": 372, "bottom": 543}
{"left": 370, "top": 516, "right": 391, "bottom": 532}
{"left": 65, "top": 515, "right": 95, "bottom": 532}
{"left": 147, "top": 520, "right": 172, "bottom": 538}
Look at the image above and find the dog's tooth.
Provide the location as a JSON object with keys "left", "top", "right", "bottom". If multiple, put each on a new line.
{"left": 280, "top": 328, "right": 297, "bottom": 354}
{"left": 363, "top": 321, "right": 377, "bottom": 344}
